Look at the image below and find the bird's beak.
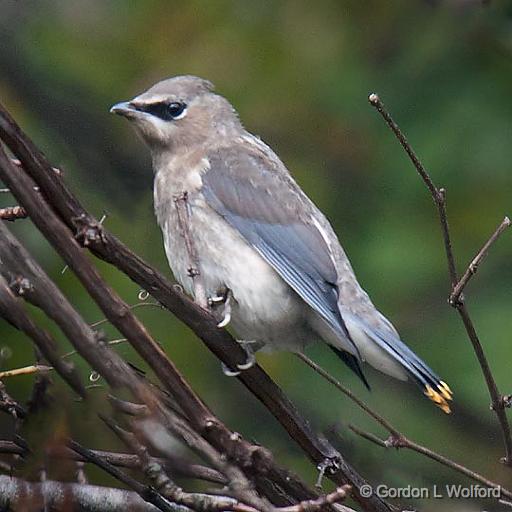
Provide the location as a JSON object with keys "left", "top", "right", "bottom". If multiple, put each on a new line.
{"left": 110, "top": 101, "right": 138, "bottom": 118}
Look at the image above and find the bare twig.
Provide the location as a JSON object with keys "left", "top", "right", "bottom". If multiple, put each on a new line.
{"left": 299, "top": 353, "right": 512, "bottom": 499}
{"left": 174, "top": 192, "right": 208, "bottom": 309}
{"left": 278, "top": 486, "right": 351, "bottom": 512}
{"left": 449, "top": 216, "right": 511, "bottom": 305}
{"left": 296, "top": 354, "right": 400, "bottom": 437}
{"left": 0, "top": 364, "right": 53, "bottom": 379}
{"left": 102, "top": 409, "right": 271, "bottom": 512}
{"left": 0, "top": 381, "right": 27, "bottom": 420}
{"left": 106, "top": 416, "right": 251, "bottom": 512}
{"left": 0, "top": 474, "right": 173, "bottom": 512}
{"left": 0, "top": 439, "right": 227, "bottom": 485}
{"left": 0, "top": 204, "right": 26, "bottom": 220}
{"left": 369, "top": 92, "right": 512, "bottom": 466}
{"left": 68, "top": 439, "right": 177, "bottom": 512}
{"left": 0, "top": 275, "right": 85, "bottom": 398}
{"left": 349, "top": 424, "right": 512, "bottom": 501}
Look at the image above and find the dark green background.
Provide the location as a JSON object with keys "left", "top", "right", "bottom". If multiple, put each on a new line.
{"left": 0, "top": 1, "right": 511, "bottom": 511}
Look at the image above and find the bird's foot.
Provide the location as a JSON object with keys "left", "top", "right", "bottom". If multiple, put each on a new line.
{"left": 315, "top": 457, "right": 340, "bottom": 489}
{"left": 208, "top": 289, "right": 232, "bottom": 328}
{"left": 221, "top": 363, "right": 241, "bottom": 377}
{"left": 221, "top": 343, "right": 256, "bottom": 377}
{"left": 237, "top": 346, "right": 256, "bottom": 370}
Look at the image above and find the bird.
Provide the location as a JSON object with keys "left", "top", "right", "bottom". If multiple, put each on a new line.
{"left": 110, "top": 75, "right": 453, "bottom": 413}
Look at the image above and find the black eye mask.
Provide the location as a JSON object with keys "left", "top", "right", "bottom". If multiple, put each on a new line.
{"left": 136, "top": 101, "right": 187, "bottom": 121}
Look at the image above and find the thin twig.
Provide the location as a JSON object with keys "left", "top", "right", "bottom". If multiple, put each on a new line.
{"left": 296, "top": 354, "right": 400, "bottom": 437}
{"left": 449, "top": 216, "right": 511, "bottom": 305}
{"left": 68, "top": 440, "right": 176, "bottom": 512}
{"left": 174, "top": 192, "right": 208, "bottom": 309}
{"left": 369, "top": 92, "right": 512, "bottom": 466}
{"left": 0, "top": 381, "right": 27, "bottom": 420}
{"left": 0, "top": 364, "right": 52, "bottom": 379}
{"left": 349, "top": 424, "right": 512, "bottom": 501}
{"left": 0, "top": 274, "right": 86, "bottom": 398}
{"left": 0, "top": 205, "right": 27, "bottom": 220}
{"left": 298, "top": 353, "right": 512, "bottom": 501}
{"left": 368, "top": 93, "right": 458, "bottom": 284}
{"left": 0, "top": 439, "right": 227, "bottom": 485}
{"left": 278, "top": 486, "right": 351, "bottom": 512}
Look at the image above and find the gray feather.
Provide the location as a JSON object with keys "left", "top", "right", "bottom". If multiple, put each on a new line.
{"left": 202, "top": 146, "right": 360, "bottom": 357}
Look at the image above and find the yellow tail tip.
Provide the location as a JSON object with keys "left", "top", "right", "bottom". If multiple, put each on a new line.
{"left": 425, "top": 383, "right": 453, "bottom": 414}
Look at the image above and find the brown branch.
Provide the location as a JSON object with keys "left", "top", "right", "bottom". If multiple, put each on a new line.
{"left": 349, "top": 424, "right": 512, "bottom": 501}
{"left": 0, "top": 211, "right": 267, "bottom": 509}
{"left": 0, "top": 204, "right": 26, "bottom": 220}
{"left": 0, "top": 439, "right": 227, "bottom": 485}
{"left": 68, "top": 439, "right": 177, "bottom": 512}
{"left": 0, "top": 364, "right": 52, "bottom": 379}
{"left": 103, "top": 414, "right": 351, "bottom": 512}
{"left": 0, "top": 221, "right": 134, "bottom": 391}
{"left": 0, "top": 275, "right": 86, "bottom": 398}
{"left": 106, "top": 415, "right": 255, "bottom": 512}
{"left": 101, "top": 407, "right": 271, "bottom": 512}
{"left": 278, "top": 486, "right": 351, "bottom": 512}
{"left": 174, "top": 192, "right": 208, "bottom": 309}
{"left": 369, "top": 92, "right": 512, "bottom": 466}
{"left": 449, "top": 216, "right": 511, "bottom": 305}
{"left": 0, "top": 381, "right": 27, "bottom": 420}
{"left": 299, "top": 353, "right": 512, "bottom": 500}
{"left": 0, "top": 148, "right": 213, "bottom": 423}
{"left": 0, "top": 100, "right": 392, "bottom": 511}
{"left": 0, "top": 474, "right": 168, "bottom": 512}
{"left": 368, "top": 94, "right": 457, "bottom": 285}
{"left": 296, "top": 354, "right": 400, "bottom": 438}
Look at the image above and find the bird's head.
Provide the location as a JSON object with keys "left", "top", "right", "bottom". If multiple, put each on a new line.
{"left": 110, "top": 75, "right": 242, "bottom": 152}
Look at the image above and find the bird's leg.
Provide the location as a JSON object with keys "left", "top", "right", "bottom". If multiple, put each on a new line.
{"left": 236, "top": 343, "right": 256, "bottom": 370}
{"left": 221, "top": 362, "right": 241, "bottom": 377}
{"left": 221, "top": 341, "right": 257, "bottom": 377}
{"left": 208, "top": 288, "right": 232, "bottom": 328}
{"left": 315, "top": 457, "right": 340, "bottom": 489}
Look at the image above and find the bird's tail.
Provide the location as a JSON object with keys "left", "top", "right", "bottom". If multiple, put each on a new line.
{"left": 371, "top": 328, "right": 453, "bottom": 413}
{"left": 343, "top": 313, "right": 453, "bottom": 413}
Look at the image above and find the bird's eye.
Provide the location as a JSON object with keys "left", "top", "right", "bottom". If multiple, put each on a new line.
{"left": 167, "top": 102, "right": 187, "bottom": 119}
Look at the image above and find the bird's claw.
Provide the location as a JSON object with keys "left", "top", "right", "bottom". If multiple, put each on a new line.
{"left": 221, "top": 343, "right": 255, "bottom": 376}
{"left": 221, "top": 362, "right": 241, "bottom": 377}
{"left": 217, "top": 304, "right": 231, "bottom": 328}
{"left": 208, "top": 294, "right": 225, "bottom": 305}
{"left": 209, "top": 289, "right": 232, "bottom": 328}
{"left": 237, "top": 349, "right": 256, "bottom": 370}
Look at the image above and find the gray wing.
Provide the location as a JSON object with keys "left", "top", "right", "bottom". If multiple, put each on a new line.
{"left": 202, "top": 145, "right": 360, "bottom": 358}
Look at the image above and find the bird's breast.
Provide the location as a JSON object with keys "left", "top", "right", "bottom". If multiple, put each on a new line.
{"left": 155, "top": 184, "right": 308, "bottom": 348}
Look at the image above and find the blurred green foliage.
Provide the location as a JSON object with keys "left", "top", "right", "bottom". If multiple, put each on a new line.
{"left": 0, "top": 1, "right": 511, "bottom": 510}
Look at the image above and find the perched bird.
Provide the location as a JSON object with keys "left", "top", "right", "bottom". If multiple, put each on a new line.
{"left": 111, "top": 75, "right": 452, "bottom": 413}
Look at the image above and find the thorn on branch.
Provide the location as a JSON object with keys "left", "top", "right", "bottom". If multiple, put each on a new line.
{"left": 8, "top": 275, "right": 33, "bottom": 296}
{"left": 383, "top": 435, "right": 406, "bottom": 449}
{"left": 73, "top": 214, "right": 107, "bottom": 246}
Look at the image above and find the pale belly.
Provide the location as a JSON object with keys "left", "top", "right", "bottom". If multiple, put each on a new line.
{"left": 160, "top": 197, "right": 313, "bottom": 352}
